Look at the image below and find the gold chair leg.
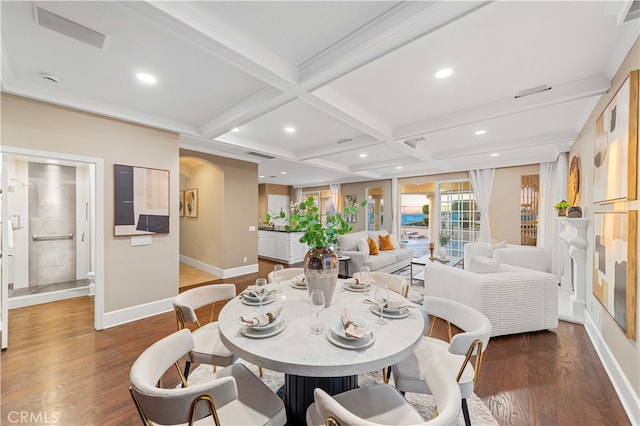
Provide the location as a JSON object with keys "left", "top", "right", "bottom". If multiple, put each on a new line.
{"left": 259, "top": 367, "right": 263, "bottom": 377}
{"left": 213, "top": 365, "right": 217, "bottom": 373}
{"left": 382, "top": 368, "right": 389, "bottom": 384}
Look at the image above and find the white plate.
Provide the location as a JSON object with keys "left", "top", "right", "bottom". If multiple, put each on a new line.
{"left": 291, "top": 281, "right": 307, "bottom": 289}
{"left": 240, "top": 319, "right": 286, "bottom": 339}
{"left": 241, "top": 294, "right": 276, "bottom": 306}
{"left": 247, "top": 314, "right": 283, "bottom": 331}
{"left": 326, "top": 328, "right": 375, "bottom": 350}
{"left": 332, "top": 317, "right": 370, "bottom": 341}
{"left": 343, "top": 283, "right": 370, "bottom": 293}
{"left": 369, "top": 305, "right": 410, "bottom": 319}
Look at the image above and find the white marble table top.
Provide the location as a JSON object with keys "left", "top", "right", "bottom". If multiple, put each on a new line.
{"left": 218, "top": 279, "right": 425, "bottom": 377}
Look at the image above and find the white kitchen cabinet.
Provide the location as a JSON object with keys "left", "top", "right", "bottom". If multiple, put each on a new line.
{"left": 258, "top": 230, "right": 307, "bottom": 264}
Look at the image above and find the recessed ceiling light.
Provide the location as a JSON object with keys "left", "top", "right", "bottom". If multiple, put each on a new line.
{"left": 359, "top": 153, "right": 367, "bottom": 158}
{"left": 46, "top": 159, "right": 59, "bottom": 164}
{"left": 259, "top": 175, "right": 265, "bottom": 178}
{"left": 231, "top": 127, "right": 240, "bottom": 133}
{"left": 475, "top": 130, "right": 487, "bottom": 136}
{"left": 435, "top": 68, "right": 453, "bottom": 79}
{"left": 396, "top": 166, "right": 403, "bottom": 170}
{"left": 284, "top": 127, "right": 296, "bottom": 133}
{"left": 490, "top": 153, "right": 499, "bottom": 157}
{"left": 280, "top": 171, "right": 287, "bottom": 175}
{"left": 136, "top": 72, "right": 157, "bottom": 84}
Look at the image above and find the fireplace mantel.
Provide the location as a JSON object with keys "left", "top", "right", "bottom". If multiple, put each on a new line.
{"left": 557, "top": 217, "right": 588, "bottom": 320}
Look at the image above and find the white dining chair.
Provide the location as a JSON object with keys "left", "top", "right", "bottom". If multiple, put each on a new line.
{"left": 369, "top": 271, "right": 409, "bottom": 297}
{"left": 306, "top": 353, "right": 461, "bottom": 426}
{"left": 173, "top": 283, "right": 238, "bottom": 380}
{"left": 392, "top": 296, "right": 492, "bottom": 426}
{"left": 129, "top": 328, "right": 286, "bottom": 426}
{"left": 267, "top": 267, "right": 304, "bottom": 283}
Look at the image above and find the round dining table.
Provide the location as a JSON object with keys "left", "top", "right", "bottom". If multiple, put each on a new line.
{"left": 218, "top": 278, "right": 425, "bottom": 425}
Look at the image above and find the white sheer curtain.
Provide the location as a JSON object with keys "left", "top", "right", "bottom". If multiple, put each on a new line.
{"left": 469, "top": 168, "right": 495, "bottom": 242}
{"left": 539, "top": 153, "right": 568, "bottom": 276}
{"left": 295, "top": 187, "right": 303, "bottom": 204}
{"left": 391, "top": 178, "right": 399, "bottom": 236}
{"left": 330, "top": 184, "right": 340, "bottom": 214}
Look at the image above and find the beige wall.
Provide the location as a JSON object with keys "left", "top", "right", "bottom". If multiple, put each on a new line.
{"left": 179, "top": 160, "right": 224, "bottom": 267}
{"left": 180, "top": 149, "right": 258, "bottom": 269}
{"left": 490, "top": 165, "right": 540, "bottom": 244}
{"left": 258, "top": 183, "right": 290, "bottom": 223}
{"left": 570, "top": 38, "right": 639, "bottom": 396}
{"left": 1, "top": 94, "right": 180, "bottom": 312}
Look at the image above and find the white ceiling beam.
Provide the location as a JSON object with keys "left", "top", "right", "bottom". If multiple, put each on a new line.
{"left": 296, "top": 136, "right": 384, "bottom": 161}
{"left": 348, "top": 157, "right": 422, "bottom": 173}
{"left": 385, "top": 139, "right": 434, "bottom": 163}
{"left": 215, "top": 134, "right": 298, "bottom": 161}
{"left": 200, "top": 87, "right": 293, "bottom": 139}
{"left": 298, "top": 1, "right": 492, "bottom": 91}
{"left": 137, "top": 1, "right": 298, "bottom": 89}
{"left": 180, "top": 135, "right": 261, "bottom": 164}
{"left": 394, "top": 74, "right": 611, "bottom": 140}
{"left": 433, "top": 130, "right": 577, "bottom": 161}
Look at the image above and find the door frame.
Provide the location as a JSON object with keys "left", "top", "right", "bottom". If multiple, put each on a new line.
{"left": 0, "top": 146, "right": 105, "bottom": 341}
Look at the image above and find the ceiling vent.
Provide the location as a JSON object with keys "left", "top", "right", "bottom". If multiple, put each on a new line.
{"left": 247, "top": 151, "right": 275, "bottom": 160}
{"left": 35, "top": 7, "right": 106, "bottom": 49}
{"left": 623, "top": 1, "right": 640, "bottom": 22}
{"left": 337, "top": 138, "right": 353, "bottom": 144}
{"left": 403, "top": 136, "right": 425, "bottom": 149}
{"left": 515, "top": 84, "right": 551, "bottom": 99}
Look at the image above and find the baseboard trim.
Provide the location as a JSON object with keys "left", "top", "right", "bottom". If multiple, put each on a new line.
{"left": 102, "top": 297, "right": 173, "bottom": 329}
{"left": 179, "top": 255, "right": 258, "bottom": 279}
{"left": 584, "top": 313, "right": 639, "bottom": 425}
{"left": 8, "top": 286, "right": 91, "bottom": 309}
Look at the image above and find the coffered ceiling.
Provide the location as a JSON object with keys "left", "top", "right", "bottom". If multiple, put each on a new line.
{"left": 2, "top": 1, "right": 639, "bottom": 186}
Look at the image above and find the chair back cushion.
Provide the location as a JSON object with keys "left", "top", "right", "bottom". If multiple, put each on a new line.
{"left": 423, "top": 296, "right": 492, "bottom": 355}
{"left": 369, "top": 272, "right": 408, "bottom": 297}
{"left": 467, "top": 257, "right": 501, "bottom": 273}
{"left": 268, "top": 267, "right": 304, "bottom": 283}
{"left": 314, "top": 388, "right": 378, "bottom": 426}
{"left": 423, "top": 354, "right": 462, "bottom": 426}
{"left": 173, "top": 283, "right": 236, "bottom": 322}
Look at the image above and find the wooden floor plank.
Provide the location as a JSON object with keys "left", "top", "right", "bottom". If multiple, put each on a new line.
{"left": 0, "top": 259, "right": 631, "bottom": 425}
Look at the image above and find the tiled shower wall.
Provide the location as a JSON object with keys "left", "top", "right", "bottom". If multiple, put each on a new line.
{"left": 28, "top": 163, "right": 76, "bottom": 287}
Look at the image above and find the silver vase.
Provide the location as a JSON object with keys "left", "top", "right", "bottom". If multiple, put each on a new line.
{"left": 304, "top": 246, "right": 338, "bottom": 307}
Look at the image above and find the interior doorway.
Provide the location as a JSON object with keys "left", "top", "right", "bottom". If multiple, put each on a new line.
{"left": 1, "top": 147, "right": 104, "bottom": 349}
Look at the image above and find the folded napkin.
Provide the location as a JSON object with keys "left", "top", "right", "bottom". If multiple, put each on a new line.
{"left": 363, "top": 298, "right": 414, "bottom": 309}
{"left": 292, "top": 274, "right": 306, "bottom": 283}
{"left": 341, "top": 308, "right": 367, "bottom": 339}
{"left": 240, "top": 305, "right": 283, "bottom": 327}
{"left": 241, "top": 286, "right": 276, "bottom": 298}
{"left": 344, "top": 272, "right": 374, "bottom": 287}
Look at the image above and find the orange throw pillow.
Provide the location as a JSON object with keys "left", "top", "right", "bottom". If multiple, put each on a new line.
{"left": 379, "top": 234, "right": 394, "bottom": 251}
{"left": 367, "top": 237, "right": 379, "bottom": 255}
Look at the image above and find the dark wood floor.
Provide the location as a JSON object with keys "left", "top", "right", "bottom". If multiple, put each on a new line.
{"left": 1, "top": 259, "right": 630, "bottom": 425}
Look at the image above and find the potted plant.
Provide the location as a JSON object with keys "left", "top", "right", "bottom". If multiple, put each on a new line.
{"left": 281, "top": 196, "right": 366, "bottom": 306}
{"left": 554, "top": 200, "right": 570, "bottom": 217}
{"left": 437, "top": 232, "right": 451, "bottom": 259}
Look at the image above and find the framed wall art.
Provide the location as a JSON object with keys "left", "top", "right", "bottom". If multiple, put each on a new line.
{"left": 114, "top": 164, "right": 170, "bottom": 236}
{"left": 593, "top": 70, "right": 638, "bottom": 204}
{"left": 592, "top": 210, "right": 637, "bottom": 339}
{"left": 185, "top": 188, "right": 198, "bottom": 218}
{"left": 179, "top": 190, "right": 185, "bottom": 217}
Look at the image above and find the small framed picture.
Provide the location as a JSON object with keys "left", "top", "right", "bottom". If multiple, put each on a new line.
{"left": 185, "top": 188, "right": 198, "bottom": 218}
{"left": 179, "top": 190, "right": 185, "bottom": 217}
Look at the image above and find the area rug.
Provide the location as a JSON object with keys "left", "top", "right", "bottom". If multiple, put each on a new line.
{"left": 393, "top": 266, "right": 425, "bottom": 304}
{"left": 186, "top": 361, "right": 498, "bottom": 426}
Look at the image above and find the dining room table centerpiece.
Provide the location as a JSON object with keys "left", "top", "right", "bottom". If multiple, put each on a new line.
{"left": 279, "top": 196, "right": 366, "bottom": 306}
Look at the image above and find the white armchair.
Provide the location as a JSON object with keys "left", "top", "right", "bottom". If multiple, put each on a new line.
{"left": 463, "top": 242, "right": 547, "bottom": 272}
{"left": 423, "top": 262, "right": 558, "bottom": 337}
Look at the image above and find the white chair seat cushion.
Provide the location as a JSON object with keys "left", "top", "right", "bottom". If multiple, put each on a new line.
{"left": 393, "top": 337, "right": 475, "bottom": 397}
{"left": 186, "top": 322, "right": 235, "bottom": 365}
{"left": 306, "top": 384, "right": 424, "bottom": 426}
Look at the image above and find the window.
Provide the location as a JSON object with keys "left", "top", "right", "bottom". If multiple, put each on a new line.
{"left": 400, "top": 193, "right": 429, "bottom": 239}
{"left": 520, "top": 174, "right": 539, "bottom": 246}
{"left": 438, "top": 181, "right": 479, "bottom": 258}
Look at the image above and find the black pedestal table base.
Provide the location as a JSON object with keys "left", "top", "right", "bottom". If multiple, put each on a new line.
{"left": 282, "top": 373, "right": 358, "bottom": 425}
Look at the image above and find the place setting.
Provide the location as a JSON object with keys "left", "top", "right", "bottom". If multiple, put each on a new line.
{"left": 364, "top": 284, "right": 414, "bottom": 320}
{"left": 240, "top": 278, "right": 277, "bottom": 307}
{"left": 342, "top": 268, "right": 372, "bottom": 293}
{"left": 290, "top": 273, "right": 307, "bottom": 290}
{"left": 325, "top": 307, "right": 375, "bottom": 350}
{"left": 238, "top": 304, "right": 286, "bottom": 339}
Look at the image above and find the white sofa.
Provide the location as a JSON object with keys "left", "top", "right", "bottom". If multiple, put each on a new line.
{"left": 423, "top": 261, "right": 558, "bottom": 337}
{"left": 464, "top": 241, "right": 547, "bottom": 272}
{"left": 337, "top": 230, "right": 413, "bottom": 275}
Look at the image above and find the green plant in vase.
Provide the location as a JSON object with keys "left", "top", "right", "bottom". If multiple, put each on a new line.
{"left": 437, "top": 231, "right": 452, "bottom": 259}
{"left": 281, "top": 196, "right": 366, "bottom": 306}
